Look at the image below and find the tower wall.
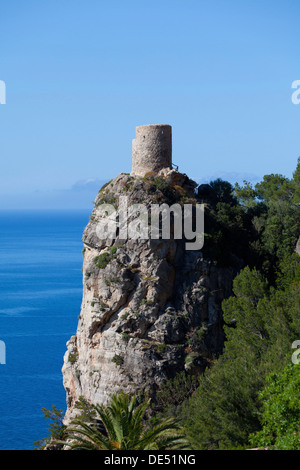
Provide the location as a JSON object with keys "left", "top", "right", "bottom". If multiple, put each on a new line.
{"left": 131, "top": 124, "right": 172, "bottom": 177}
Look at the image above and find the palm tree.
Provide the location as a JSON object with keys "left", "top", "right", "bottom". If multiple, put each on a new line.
{"left": 58, "top": 392, "right": 189, "bottom": 450}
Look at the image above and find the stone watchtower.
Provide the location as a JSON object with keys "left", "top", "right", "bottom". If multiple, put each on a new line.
{"left": 131, "top": 124, "right": 172, "bottom": 177}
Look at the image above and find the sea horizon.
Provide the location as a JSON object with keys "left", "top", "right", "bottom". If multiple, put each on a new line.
{"left": 0, "top": 209, "right": 89, "bottom": 449}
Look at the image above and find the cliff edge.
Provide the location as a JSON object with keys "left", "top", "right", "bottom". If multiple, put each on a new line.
{"left": 62, "top": 169, "right": 235, "bottom": 422}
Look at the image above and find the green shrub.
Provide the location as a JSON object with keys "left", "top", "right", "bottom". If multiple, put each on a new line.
{"left": 99, "top": 179, "right": 113, "bottom": 192}
{"left": 112, "top": 354, "right": 124, "bottom": 366}
{"left": 68, "top": 352, "right": 78, "bottom": 365}
{"left": 94, "top": 253, "right": 112, "bottom": 269}
{"left": 110, "top": 246, "right": 117, "bottom": 255}
{"left": 156, "top": 343, "right": 166, "bottom": 354}
{"left": 249, "top": 364, "right": 300, "bottom": 450}
{"left": 121, "top": 333, "right": 131, "bottom": 343}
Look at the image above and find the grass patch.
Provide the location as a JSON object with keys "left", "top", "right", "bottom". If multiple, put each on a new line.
{"left": 156, "top": 343, "right": 167, "bottom": 354}
{"left": 94, "top": 252, "right": 112, "bottom": 269}
{"left": 112, "top": 354, "right": 124, "bottom": 366}
{"left": 68, "top": 352, "right": 78, "bottom": 365}
{"left": 110, "top": 246, "right": 117, "bottom": 255}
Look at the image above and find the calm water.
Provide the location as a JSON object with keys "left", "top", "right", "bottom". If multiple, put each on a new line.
{"left": 0, "top": 210, "right": 89, "bottom": 450}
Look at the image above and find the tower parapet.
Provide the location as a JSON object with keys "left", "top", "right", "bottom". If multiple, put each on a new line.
{"left": 131, "top": 124, "right": 172, "bottom": 177}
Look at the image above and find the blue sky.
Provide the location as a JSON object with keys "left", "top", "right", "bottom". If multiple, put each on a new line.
{"left": 0, "top": 0, "right": 300, "bottom": 209}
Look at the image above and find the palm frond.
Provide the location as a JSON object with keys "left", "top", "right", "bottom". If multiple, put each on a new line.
{"left": 59, "top": 392, "right": 189, "bottom": 450}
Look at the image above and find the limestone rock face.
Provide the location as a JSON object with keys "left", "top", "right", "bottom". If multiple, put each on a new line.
{"left": 62, "top": 170, "right": 235, "bottom": 422}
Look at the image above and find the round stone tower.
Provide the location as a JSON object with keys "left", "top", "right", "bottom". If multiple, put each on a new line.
{"left": 131, "top": 124, "right": 172, "bottom": 177}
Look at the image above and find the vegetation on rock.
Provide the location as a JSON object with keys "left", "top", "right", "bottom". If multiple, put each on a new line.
{"left": 53, "top": 393, "right": 188, "bottom": 450}
{"left": 38, "top": 158, "right": 300, "bottom": 450}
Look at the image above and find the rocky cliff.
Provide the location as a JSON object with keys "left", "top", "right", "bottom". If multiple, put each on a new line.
{"left": 62, "top": 169, "right": 236, "bottom": 422}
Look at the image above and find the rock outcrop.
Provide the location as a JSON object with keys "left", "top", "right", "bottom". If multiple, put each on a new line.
{"left": 62, "top": 170, "right": 236, "bottom": 422}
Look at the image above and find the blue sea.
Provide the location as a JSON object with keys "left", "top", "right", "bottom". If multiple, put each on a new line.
{"left": 0, "top": 210, "right": 89, "bottom": 450}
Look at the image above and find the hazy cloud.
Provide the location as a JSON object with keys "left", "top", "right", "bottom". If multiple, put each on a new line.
{"left": 0, "top": 178, "right": 109, "bottom": 210}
